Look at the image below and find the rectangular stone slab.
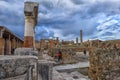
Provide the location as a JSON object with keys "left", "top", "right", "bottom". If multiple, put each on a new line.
{"left": 0, "top": 56, "right": 38, "bottom": 79}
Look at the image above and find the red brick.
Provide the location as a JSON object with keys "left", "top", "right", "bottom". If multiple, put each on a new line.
{"left": 24, "top": 36, "right": 34, "bottom": 48}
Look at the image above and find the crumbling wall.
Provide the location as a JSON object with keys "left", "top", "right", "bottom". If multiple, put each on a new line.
{"left": 0, "top": 56, "right": 38, "bottom": 79}
{"left": 50, "top": 47, "right": 91, "bottom": 56}
{"left": 15, "top": 48, "right": 38, "bottom": 56}
{"left": 89, "top": 48, "right": 120, "bottom": 80}
{"left": 0, "top": 48, "right": 54, "bottom": 80}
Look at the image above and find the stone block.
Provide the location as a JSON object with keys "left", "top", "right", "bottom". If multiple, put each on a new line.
{"left": 0, "top": 56, "right": 38, "bottom": 79}
{"left": 24, "top": 36, "right": 34, "bottom": 48}
{"left": 24, "top": 2, "right": 38, "bottom": 16}
{"left": 15, "top": 48, "right": 38, "bottom": 56}
{"left": 38, "top": 60, "right": 54, "bottom": 80}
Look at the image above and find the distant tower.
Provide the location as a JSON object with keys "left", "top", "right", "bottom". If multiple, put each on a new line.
{"left": 80, "top": 30, "right": 83, "bottom": 45}
{"left": 56, "top": 37, "right": 59, "bottom": 45}
{"left": 24, "top": 2, "right": 39, "bottom": 48}
{"left": 76, "top": 37, "right": 78, "bottom": 46}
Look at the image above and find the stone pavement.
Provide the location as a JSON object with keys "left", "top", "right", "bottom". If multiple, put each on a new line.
{"left": 41, "top": 53, "right": 90, "bottom": 80}
{"left": 53, "top": 61, "right": 90, "bottom": 80}
{"left": 2, "top": 74, "right": 26, "bottom": 80}
{"left": 52, "top": 69, "right": 64, "bottom": 80}
{"left": 54, "top": 61, "right": 89, "bottom": 71}
{"left": 52, "top": 68, "right": 90, "bottom": 80}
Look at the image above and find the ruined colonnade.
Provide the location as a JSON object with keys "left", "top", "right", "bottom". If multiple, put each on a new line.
{"left": 0, "top": 26, "right": 23, "bottom": 55}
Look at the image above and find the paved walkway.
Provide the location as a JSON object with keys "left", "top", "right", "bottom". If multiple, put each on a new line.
{"left": 3, "top": 74, "right": 26, "bottom": 80}
{"left": 53, "top": 68, "right": 90, "bottom": 80}
{"left": 54, "top": 61, "right": 89, "bottom": 71}
{"left": 42, "top": 53, "right": 90, "bottom": 80}
{"left": 53, "top": 61, "right": 90, "bottom": 80}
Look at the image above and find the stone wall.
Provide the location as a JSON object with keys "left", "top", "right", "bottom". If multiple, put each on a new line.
{"left": 50, "top": 47, "right": 91, "bottom": 59}
{"left": 0, "top": 48, "right": 54, "bottom": 80}
{"left": 89, "top": 48, "right": 120, "bottom": 80}
{"left": 15, "top": 48, "right": 38, "bottom": 56}
{"left": 0, "top": 56, "right": 38, "bottom": 79}
{"left": 50, "top": 47, "right": 91, "bottom": 55}
{"left": 38, "top": 60, "right": 53, "bottom": 80}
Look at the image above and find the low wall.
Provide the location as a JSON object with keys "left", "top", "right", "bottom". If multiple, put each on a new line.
{"left": 0, "top": 48, "right": 54, "bottom": 80}
{"left": 38, "top": 60, "right": 54, "bottom": 80}
{"left": 0, "top": 56, "right": 38, "bottom": 79}
{"left": 15, "top": 48, "right": 38, "bottom": 56}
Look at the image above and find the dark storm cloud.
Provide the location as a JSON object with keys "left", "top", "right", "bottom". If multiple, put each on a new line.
{"left": 36, "top": 0, "right": 120, "bottom": 40}
{"left": 0, "top": 0, "right": 24, "bottom": 39}
{"left": 0, "top": 10, "right": 24, "bottom": 26}
{"left": 71, "top": 0, "right": 89, "bottom": 5}
{"left": 41, "top": 1, "right": 54, "bottom": 10}
{"left": 87, "top": 1, "right": 120, "bottom": 16}
{"left": 0, "top": 0, "right": 24, "bottom": 25}
{"left": 0, "top": 0, "right": 120, "bottom": 41}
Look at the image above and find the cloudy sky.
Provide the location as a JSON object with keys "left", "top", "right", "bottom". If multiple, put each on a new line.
{"left": 0, "top": 0, "right": 120, "bottom": 42}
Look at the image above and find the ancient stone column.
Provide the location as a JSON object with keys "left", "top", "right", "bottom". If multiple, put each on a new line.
{"left": 56, "top": 37, "right": 59, "bottom": 45}
{"left": 24, "top": 2, "right": 39, "bottom": 48}
{"left": 7, "top": 35, "right": 11, "bottom": 55}
{"left": 6, "top": 39, "right": 11, "bottom": 55}
{"left": 0, "top": 38, "right": 4, "bottom": 55}
{"left": 76, "top": 37, "right": 78, "bottom": 46}
{"left": 80, "top": 30, "right": 83, "bottom": 45}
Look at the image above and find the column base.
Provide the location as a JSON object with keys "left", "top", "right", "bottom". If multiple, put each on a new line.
{"left": 24, "top": 36, "right": 34, "bottom": 48}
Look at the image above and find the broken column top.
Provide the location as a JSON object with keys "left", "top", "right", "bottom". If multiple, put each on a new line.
{"left": 24, "top": 1, "right": 39, "bottom": 25}
{"left": 24, "top": 2, "right": 39, "bottom": 16}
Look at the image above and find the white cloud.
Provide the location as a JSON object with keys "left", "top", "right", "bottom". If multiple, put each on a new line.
{"left": 94, "top": 15, "right": 120, "bottom": 40}
{"left": 97, "top": 20, "right": 118, "bottom": 30}
{"left": 1, "top": 0, "right": 120, "bottom": 41}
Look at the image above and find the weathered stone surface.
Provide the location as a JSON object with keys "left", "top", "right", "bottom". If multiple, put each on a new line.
{"left": 0, "top": 67, "right": 6, "bottom": 78}
{"left": 54, "top": 61, "right": 89, "bottom": 71}
{"left": 52, "top": 69, "right": 64, "bottom": 80}
{"left": 0, "top": 56, "right": 38, "bottom": 79}
{"left": 89, "top": 48, "right": 120, "bottom": 80}
{"left": 0, "top": 38, "right": 5, "bottom": 55}
{"left": 38, "top": 60, "right": 54, "bottom": 80}
{"left": 15, "top": 48, "right": 38, "bottom": 56}
{"left": 2, "top": 74, "right": 27, "bottom": 80}
{"left": 24, "top": 36, "right": 34, "bottom": 48}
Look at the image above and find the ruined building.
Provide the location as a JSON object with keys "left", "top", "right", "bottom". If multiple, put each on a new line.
{"left": 61, "top": 40, "right": 74, "bottom": 45}
{"left": 0, "top": 26, "right": 23, "bottom": 55}
{"left": 40, "top": 38, "right": 57, "bottom": 50}
{"left": 0, "top": 1, "right": 53, "bottom": 80}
